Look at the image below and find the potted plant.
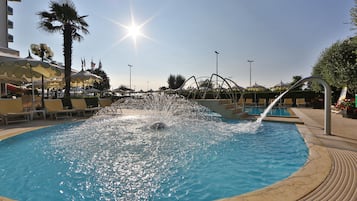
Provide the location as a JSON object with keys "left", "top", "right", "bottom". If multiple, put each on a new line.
{"left": 345, "top": 97, "right": 357, "bottom": 119}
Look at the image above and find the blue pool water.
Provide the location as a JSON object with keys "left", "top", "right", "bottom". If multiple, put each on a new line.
{"left": 245, "top": 107, "right": 291, "bottom": 116}
{"left": 0, "top": 120, "right": 307, "bottom": 200}
{"left": 0, "top": 95, "right": 307, "bottom": 200}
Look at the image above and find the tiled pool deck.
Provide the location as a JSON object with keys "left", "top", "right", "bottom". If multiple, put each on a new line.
{"left": 0, "top": 108, "right": 356, "bottom": 201}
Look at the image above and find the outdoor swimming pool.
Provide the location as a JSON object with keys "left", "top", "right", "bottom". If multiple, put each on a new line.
{"left": 0, "top": 95, "right": 308, "bottom": 200}
{"left": 244, "top": 106, "right": 291, "bottom": 116}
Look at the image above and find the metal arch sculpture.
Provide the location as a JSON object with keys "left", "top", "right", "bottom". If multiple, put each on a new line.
{"left": 178, "top": 75, "right": 200, "bottom": 91}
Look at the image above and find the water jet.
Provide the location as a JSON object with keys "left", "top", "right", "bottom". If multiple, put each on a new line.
{"left": 150, "top": 121, "right": 167, "bottom": 130}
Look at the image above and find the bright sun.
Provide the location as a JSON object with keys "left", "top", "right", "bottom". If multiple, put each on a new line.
{"left": 126, "top": 22, "right": 143, "bottom": 44}
{"left": 113, "top": 11, "right": 153, "bottom": 48}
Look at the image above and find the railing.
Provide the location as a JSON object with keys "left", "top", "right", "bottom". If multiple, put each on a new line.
{"left": 177, "top": 74, "right": 245, "bottom": 110}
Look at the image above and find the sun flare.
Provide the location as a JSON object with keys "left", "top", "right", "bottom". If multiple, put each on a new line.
{"left": 112, "top": 10, "right": 153, "bottom": 48}
{"left": 126, "top": 22, "right": 143, "bottom": 44}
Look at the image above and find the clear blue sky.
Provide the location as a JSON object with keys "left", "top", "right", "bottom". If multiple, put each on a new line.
{"left": 9, "top": 0, "right": 355, "bottom": 91}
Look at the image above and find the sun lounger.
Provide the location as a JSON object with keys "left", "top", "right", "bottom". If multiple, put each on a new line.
{"left": 21, "top": 95, "right": 42, "bottom": 111}
{"left": 71, "top": 99, "right": 100, "bottom": 116}
{"left": 99, "top": 98, "right": 113, "bottom": 107}
{"left": 245, "top": 98, "right": 254, "bottom": 105}
{"left": 237, "top": 97, "right": 244, "bottom": 106}
{"left": 268, "top": 98, "right": 275, "bottom": 104}
{"left": 258, "top": 98, "right": 266, "bottom": 106}
{"left": 0, "top": 99, "right": 31, "bottom": 125}
{"left": 268, "top": 98, "right": 282, "bottom": 106}
{"left": 44, "top": 99, "right": 76, "bottom": 119}
{"left": 97, "top": 98, "right": 123, "bottom": 115}
{"left": 296, "top": 98, "right": 306, "bottom": 107}
{"left": 283, "top": 98, "right": 293, "bottom": 107}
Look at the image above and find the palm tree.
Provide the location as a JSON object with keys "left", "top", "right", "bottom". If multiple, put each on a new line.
{"left": 38, "top": 0, "right": 89, "bottom": 101}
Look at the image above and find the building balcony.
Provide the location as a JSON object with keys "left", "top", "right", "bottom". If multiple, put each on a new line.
{"left": 8, "top": 20, "right": 13, "bottom": 29}
{"left": 8, "top": 6, "right": 13, "bottom": 15}
{"left": 7, "top": 34, "right": 13, "bottom": 43}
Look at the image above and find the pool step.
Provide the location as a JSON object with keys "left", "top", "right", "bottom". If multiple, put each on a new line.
{"left": 195, "top": 99, "right": 249, "bottom": 119}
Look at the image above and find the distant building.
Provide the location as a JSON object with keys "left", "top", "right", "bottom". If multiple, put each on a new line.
{"left": 0, "top": 0, "right": 21, "bottom": 56}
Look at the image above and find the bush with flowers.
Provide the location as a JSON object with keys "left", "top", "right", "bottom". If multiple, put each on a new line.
{"left": 336, "top": 97, "right": 357, "bottom": 118}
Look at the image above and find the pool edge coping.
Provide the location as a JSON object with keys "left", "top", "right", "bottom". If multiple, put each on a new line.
{"left": 0, "top": 117, "right": 331, "bottom": 201}
{"left": 218, "top": 121, "right": 332, "bottom": 201}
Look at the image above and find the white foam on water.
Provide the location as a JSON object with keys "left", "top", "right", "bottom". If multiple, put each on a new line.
{"left": 50, "top": 94, "right": 263, "bottom": 200}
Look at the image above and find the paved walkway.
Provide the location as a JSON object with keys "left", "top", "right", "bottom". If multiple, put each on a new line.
{"left": 293, "top": 108, "right": 357, "bottom": 152}
{"left": 294, "top": 108, "right": 357, "bottom": 141}
{"left": 292, "top": 108, "right": 357, "bottom": 201}
{"left": 0, "top": 118, "right": 84, "bottom": 141}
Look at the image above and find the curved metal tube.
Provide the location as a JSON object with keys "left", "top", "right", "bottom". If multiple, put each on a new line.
{"left": 258, "top": 76, "right": 331, "bottom": 135}
{"left": 178, "top": 75, "right": 200, "bottom": 91}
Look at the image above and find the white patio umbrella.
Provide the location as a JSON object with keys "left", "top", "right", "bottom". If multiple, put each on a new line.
{"left": 271, "top": 81, "right": 290, "bottom": 92}
{"left": 0, "top": 75, "right": 28, "bottom": 83}
{"left": 0, "top": 55, "right": 63, "bottom": 109}
{"left": 246, "top": 82, "right": 268, "bottom": 92}
{"left": 0, "top": 55, "right": 62, "bottom": 79}
{"left": 29, "top": 77, "right": 64, "bottom": 89}
{"left": 71, "top": 68, "right": 102, "bottom": 88}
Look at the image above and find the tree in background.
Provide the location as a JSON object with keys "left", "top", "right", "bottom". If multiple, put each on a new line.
{"left": 89, "top": 61, "right": 110, "bottom": 91}
{"left": 311, "top": 37, "right": 357, "bottom": 94}
{"left": 290, "top": 75, "right": 303, "bottom": 90}
{"left": 310, "top": 1, "right": 357, "bottom": 94}
{"left": 38, "top": 0, "right": 89, "bottom": 101}
{"left": 167, "top": 74, "right": 186, "bottom": 89}
{"left": 199, "top": 79, "right": 213, "bottom": 89}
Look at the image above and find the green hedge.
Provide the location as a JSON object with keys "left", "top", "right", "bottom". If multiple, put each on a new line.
{"left": 179, "top": 90, "right": 322, "bottom": 100}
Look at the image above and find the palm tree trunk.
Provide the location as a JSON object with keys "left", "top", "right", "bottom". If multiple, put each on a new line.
{"left": 63, "top": 24, "right": 73, "bottom": 103}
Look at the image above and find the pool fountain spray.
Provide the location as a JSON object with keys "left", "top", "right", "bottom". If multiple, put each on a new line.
{"left": 51, "top": 94, "right": 263, "bottom": 200}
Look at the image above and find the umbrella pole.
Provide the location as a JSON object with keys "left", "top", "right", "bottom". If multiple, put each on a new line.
{"left": 32, "top": 77, "right": 35, "bottom": 111}
{"left": 4, "top": 83, "right": 7, "bottom": 97}
{"left": 41, "top": 75, "right": 44, "bottom": 109}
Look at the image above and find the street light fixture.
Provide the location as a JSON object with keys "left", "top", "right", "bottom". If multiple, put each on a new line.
{"left": 31, "top": 44, "right": 53, "bottom": 62}
{"left": 214, "top": 51, "right": 219, "bottom": 87}
{"left": 247, "top": 60, "right": 254, "bottom": 87}
{"left": 128, "top": 64, "right": 133, "bottom": 90}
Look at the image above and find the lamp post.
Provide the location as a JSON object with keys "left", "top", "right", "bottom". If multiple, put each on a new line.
{"left": 30, "top": 43, "right": 53, "bottom": 108}
{"left": 247, "top": 60, "right": 254, "bottom": 87}
{"left": 214, "top": 51, "right": 219, "bottom": 88}
{"left": 128, "top": 64, "right": 133, "bottom": 90}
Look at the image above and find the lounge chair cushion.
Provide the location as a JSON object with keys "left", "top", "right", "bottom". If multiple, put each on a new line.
{"left": 0, "top": 99, "right": 31, "bottom": 125}
{"left": 44, "top": 99, "right": 76, "bottom": 119}
{"left": 71, "top": 99, "right": 100, "bottom": 116}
